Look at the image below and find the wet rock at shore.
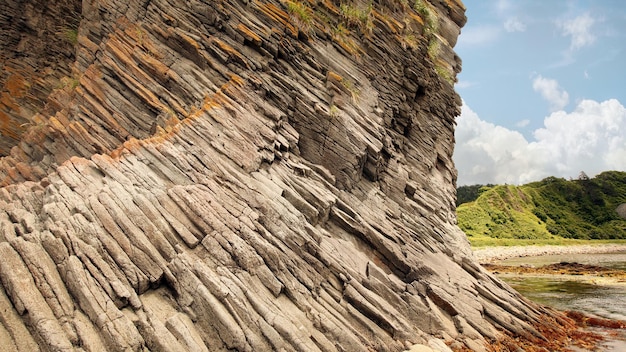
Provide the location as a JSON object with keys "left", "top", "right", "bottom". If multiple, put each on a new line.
{"left": 483, "top": 261, "right": 626, "bottom": 279}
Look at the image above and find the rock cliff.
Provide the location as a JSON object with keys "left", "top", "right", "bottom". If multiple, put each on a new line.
{"left": 0, "top": 0, "right": 594, "bottom": 351}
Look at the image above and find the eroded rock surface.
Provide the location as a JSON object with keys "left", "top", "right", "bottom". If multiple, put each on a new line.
{"left": 0, "top": 0, "right": 582, "bottom": 351}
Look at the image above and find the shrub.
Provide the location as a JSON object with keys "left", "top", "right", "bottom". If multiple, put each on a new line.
{"left": 286, "top": 1, "right": 313, "bottom": 30}
{"left": 62, "top": 28, "right": 78, "bottom": 45}
{"left": 414, "top": 0, "right": 438, "bottom": 36}
{"left": 427, "top": 39, "right": 439, "bottom": 60}
{"left": 340, "top": 2, "right": 373, "bottom": 32}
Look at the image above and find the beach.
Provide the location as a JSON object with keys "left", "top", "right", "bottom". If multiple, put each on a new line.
{"left": 473, "top": 243, "right": 626, "bottom": 263}
{"left": 475, "top": 243, "right": 626, "bottom": 351}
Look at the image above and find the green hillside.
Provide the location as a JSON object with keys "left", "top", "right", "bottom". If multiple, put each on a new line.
{"left": 457, "top": 171, "right": 626, "bottom": 245}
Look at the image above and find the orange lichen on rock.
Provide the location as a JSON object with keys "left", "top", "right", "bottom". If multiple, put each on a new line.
{"left": 0, "top": 93, "right": 20, "bottom": 120}
{"left": 0, "top": 70, "right": 31, "bottom": 142}
{"left": 326, "top": 71, "right": 343, "bottom": 84}
{"left": 187, "top": 96, "right": 220, "bottom": 121}
{"left": 137, "top": 52, "right": 170, "bottom": 83}
{"left": 236, "top": 23, "right": 263, "bottom": 47}
{"left": 4, "top": 73, "right": 29, "bottom": 98}
{"left": 100, "top": 53, "right": 169, "bottom": 114}
{"left": 333, "top": 35, "right": 363, "bottom": 57}
{"left": 256, "top": 1, "right": 298, "bottom": 37}
{"left": 229, "top": 74, "right": 245, "bottom": 88}
{"left": 48, "top": 116, "right": 68, "bottom": 134}
{"left": 566, "top": 311, "right": 626, "bottom": 329}
{"left": 80, "top": 67, "right": 108, "bottom": 102}
{"left": 0, "top": 110, "right": 12, "bottom": 132}
{"left": 319, "top": 0, "right": 339, "bottom": 15}
{"left": 371, "top": 10, "right": 402, "bottom": 34}
{"left": 486, "top": 312, "right": 623, "bottom": 352}
{"left": 186, "top": 76, "right": 243, "bottom": 122}
{"left": 210, "top": 38, "right": 251, "bottom": 69}
{"left": 408, "top": 12, "right": 426, "bottom": 27}
{"left": 112, "top": 77, "right": 243, "bottom": 153}
{"left": 174, "top": 30, "right": 202, "bottom": 52}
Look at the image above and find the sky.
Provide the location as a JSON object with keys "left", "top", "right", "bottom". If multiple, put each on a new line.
{"left": 453, "top": 0, "right": 626, "bottom": 185}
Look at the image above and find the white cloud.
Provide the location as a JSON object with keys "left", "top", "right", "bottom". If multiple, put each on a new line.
{"left": 557, "top": 13, "right": 596, "bottom": 51}
{"left": 454, "top": 103, "right": 543, "bottom": 185}
{"left": 532, "top": 99, "right": 626, "bottom": 173}
{"left": 532, "top": 75, "right": 569, "bottom": 111}
{"left": 457, "top": 25, "right": 500, "bottom": 48}
{"left": 504, "top": 18, "right": 526, "bottom": 32}
{"left": 455, "top": 80, "right": 476, "bottom": 89}
{"left": 515, "top": 119, "right": 530, "bottom": 128}
{"left": 454, "top": 100, "right": 626, "bottom": 185}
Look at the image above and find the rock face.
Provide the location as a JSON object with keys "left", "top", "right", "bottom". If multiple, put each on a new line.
{"left": 0, "top": 1, "right": 582, "bottom": 351}
{"left": 0, "top": 0, "right": 81, "bottom": 155}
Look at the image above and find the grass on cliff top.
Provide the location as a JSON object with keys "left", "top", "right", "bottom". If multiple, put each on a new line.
{"left": 457, "top": 171, "right": 626, "bottom": 247}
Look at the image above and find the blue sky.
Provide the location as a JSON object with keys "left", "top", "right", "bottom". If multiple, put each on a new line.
{"left": 453, "top": 0, "right": 626, "bottom": 185}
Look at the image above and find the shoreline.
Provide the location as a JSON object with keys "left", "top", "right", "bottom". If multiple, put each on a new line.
{"left": 472, "top": 243, "right": 626, "bottom": 263}
{"left": 474, "top": 243, "right": 626, "bottom": 350}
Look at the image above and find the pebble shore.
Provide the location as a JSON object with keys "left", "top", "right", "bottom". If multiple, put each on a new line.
{"left": 473, "top": 244, "right": 626, "bottom": 263}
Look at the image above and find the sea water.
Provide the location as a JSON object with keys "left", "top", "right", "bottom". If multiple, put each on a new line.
{"left": 504, "top": 276, "right": 626, "bottom": 321}
{"left": 498, "top": 252, "right": 626, "bottom": 320}
{"left": 496, "top": 252, "right": 626, "bottom": 350}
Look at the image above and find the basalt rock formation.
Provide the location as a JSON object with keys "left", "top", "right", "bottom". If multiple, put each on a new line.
{"left": 0, "top": 1, "right": 592, "bottom": 351}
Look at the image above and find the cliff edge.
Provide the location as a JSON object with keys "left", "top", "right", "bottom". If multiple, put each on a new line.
{"left": 0, "top": 1, "right": 593, "bottom": 351}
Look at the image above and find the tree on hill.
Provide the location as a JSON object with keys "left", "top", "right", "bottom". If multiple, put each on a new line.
{"left": 457, "top": 171, "right": 626, "bottom": 241}
{"left": 456, "top": 184, "right": 494, "bottom": 206}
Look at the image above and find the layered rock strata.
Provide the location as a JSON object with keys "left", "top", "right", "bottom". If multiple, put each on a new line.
{"left": 0, "top": 0, "right": 584, "bottom": 351}
{"left": 0, "top": 0, "right": 82, "bottom": 155}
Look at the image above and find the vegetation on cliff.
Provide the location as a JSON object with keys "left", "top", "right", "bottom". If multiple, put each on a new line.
{"left": 457, "top": 171, "right": 626, "bottom": 245}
